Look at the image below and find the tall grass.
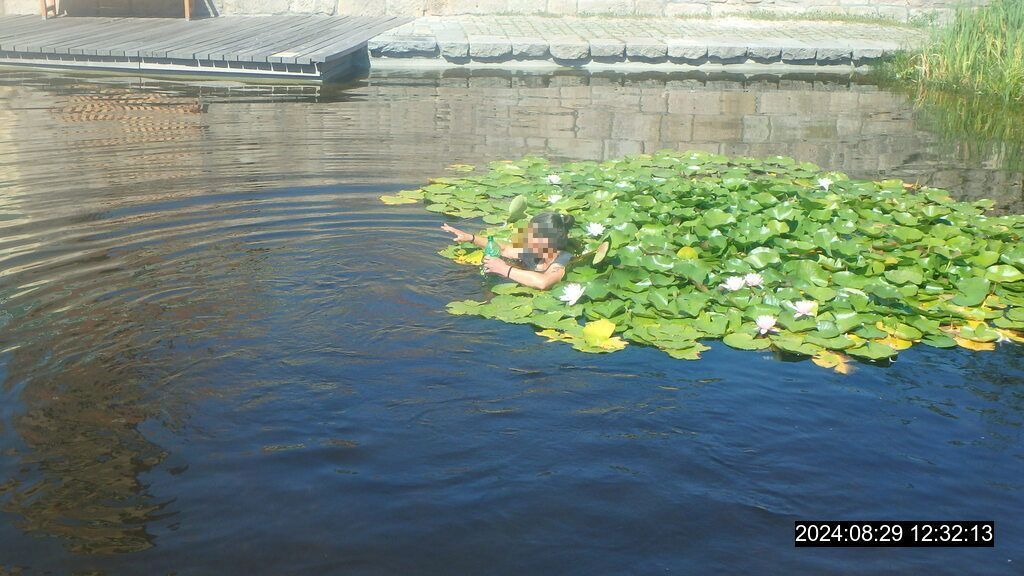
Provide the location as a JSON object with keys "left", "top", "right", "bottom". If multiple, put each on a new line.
{"left": 886, "top": 0, "right": 1024, "bottom": 102}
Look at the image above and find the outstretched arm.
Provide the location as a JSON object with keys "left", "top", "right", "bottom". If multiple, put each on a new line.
{"left": 482, "top": 257, "right": 566, "bottom": 290}
{"left": 441, "top": 223, "right": 522, "bottom": 258}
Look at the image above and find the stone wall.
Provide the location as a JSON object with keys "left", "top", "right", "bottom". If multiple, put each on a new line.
{"left": 0, "top": 0, "right": 988, "bottom": 21}
{"left": 337, "top": 0, "right": 986, "bottom": 21}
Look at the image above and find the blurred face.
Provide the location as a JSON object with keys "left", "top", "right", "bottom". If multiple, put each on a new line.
{"left": 526, "top": 222, "right": 556, "bottom": 255}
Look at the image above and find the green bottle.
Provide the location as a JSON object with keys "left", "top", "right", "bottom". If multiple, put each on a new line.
{"left": 482, "top": 235, "right": 500, "bottom": 276}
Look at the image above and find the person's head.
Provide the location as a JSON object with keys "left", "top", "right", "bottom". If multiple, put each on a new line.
{"left": 525, "top": 212, "right": 575, "bottom": 254}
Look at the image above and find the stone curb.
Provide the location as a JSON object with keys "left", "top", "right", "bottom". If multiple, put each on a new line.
{"left": 369, "top": 34, "right": 905, "bottom": 68}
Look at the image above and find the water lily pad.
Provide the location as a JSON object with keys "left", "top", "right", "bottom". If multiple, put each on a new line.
{"left": 986, "top": 264, "right": 1023, "bottom": 283}
{"left": 723, "top": 332, "right": 771, "bottom": 350}
{"left": 385, "top": 151, "right": 1024, "bottom": 370}
{"left": 379, "top": 194, "right": 419, "bottom": 205}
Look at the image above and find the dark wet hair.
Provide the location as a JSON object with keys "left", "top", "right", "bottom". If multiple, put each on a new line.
{"left": 529, "top": 211, "right": 575, "bottom": 250}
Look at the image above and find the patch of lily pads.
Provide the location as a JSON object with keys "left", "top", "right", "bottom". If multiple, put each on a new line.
{"left": 380, "top": 150, "right": 1024, "bottom": 372}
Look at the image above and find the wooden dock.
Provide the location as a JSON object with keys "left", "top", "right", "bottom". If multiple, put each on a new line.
{"left": 0, "top": 15, "right": 412, "bottom": 81}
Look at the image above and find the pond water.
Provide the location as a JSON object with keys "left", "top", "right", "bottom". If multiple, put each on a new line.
{"left": 0, "top": 68, "right": 1021, "bottom": 574}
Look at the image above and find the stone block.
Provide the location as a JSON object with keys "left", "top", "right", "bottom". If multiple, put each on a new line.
{"left": 549, "top": 37, "right": 590, "bottom": 61}
{"left": 575, "top": 108, "right": 613, "bottom": 139}
{"left": 625, "top": 38, "right": 668, "bottom": 61}
{"left": 781, "top": 46, "right": 817, "bottom": 62}
{"left": 509, "top": 37, "right": 548, "bottom": 58}
{"left": 816, "top": 46, "right": 852, "bottom": 63}
{"left": 604, "top": 139, "right": 644, "bottom": 158}
{"left": 668, "top": 91, "right": 719, "bottom": 115}
{"left": 369, "top": 36, "right": 439, "bottom": 57}
{"left": 836, "top": 115, "right": 861, "bottom": 137}
{"left": 745, "top": 41, "right": 783, "bottom": 62}
{"left": 468, "top": 35, "right": 512, "bottom": 59}
{"left": 719, "top": 92, "right": 756, "bottom": 115}
{"left": 611, "top": 113, "right": 662, "bottom": 140}
{"left": 659, "top": 114, "right": 694, "bottom": 141}
{"left": 639, "top": 89, "right": 667, "bottom": 113}
{"left": 666, "top": 39, "right": 707, "bottom": 61}
{"left": 634, "top": 0, "right": 665, "bottom": 15}
{"left": 742, "top": 115, "right": 770, "bottom": 143}
{"left": 706, "top": 43, "right": 747, "bottom": 62}
{"left": 589, "top": 39, "right": 626, "bottom": 59}
{"left": 545, "top": 0, "right": 579, "bottom": 15}
{"left": 664, "top": 2, "right": 709, "bottom": 16}
{"left": 547, "top": 137, "right": 604, "bottom": 160}
{"left": 577, "top": 0, "right": 633, "bottom": 16}
{"left": 386, "top": 0, "right": 426, "bottom": 15}
{"left": 853, "top": 47, "right": 885, "bottom": 62}
{"left": 338, "top": 0, "right": 386, "bottom": 15}
{"left": 692, "top": 115, "right": 742, "bottom": 141}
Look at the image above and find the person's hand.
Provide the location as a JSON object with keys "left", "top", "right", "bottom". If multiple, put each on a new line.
{"left": 441, "top": 223, "right": 473, "bottom": 243}
{"left": 483, "top": 256, "right": 511, "bottom": 276}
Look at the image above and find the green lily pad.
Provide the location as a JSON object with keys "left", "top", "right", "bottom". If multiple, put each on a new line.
{"left": 385, "top": 150, "right": 1024, "bottom": 370}
{"left": 723, "top": 332, "right": 772, "bottom": 350}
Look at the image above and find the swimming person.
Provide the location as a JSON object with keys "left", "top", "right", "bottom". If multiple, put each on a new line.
{"left": 441, "top": 212, "right": 575, "bottom": 290}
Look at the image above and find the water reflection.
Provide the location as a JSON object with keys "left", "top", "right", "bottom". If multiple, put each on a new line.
{"left": 0, "top": 69, "right": 1021, "bottom": 569}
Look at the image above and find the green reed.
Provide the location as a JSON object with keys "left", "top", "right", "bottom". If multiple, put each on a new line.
{"left": 885, "top": 0, "right": 1024, "bottom": 102}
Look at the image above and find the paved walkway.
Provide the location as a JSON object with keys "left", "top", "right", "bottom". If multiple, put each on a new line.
{"left": 368, "top": 15, "right": 925, "bottom": 70}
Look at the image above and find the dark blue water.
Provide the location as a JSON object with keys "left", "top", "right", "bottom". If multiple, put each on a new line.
{"left": 0, "top": 69, "right": 1021, "bottom": 574}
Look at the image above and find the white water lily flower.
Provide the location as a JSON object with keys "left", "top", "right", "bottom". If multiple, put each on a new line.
{"left": 559, "top": 283, "right": 585, "bottom": 306}
{"left": 818, "top": 177, "right": 833, "bottom": 191}
{"left": 547, "top": 194, "right": 563, "bottom": 203}
{"left": 722, "top": 276, "right": 746, "bottom": 291}
{"left": 790, "top": 300, "right": 818, "bottom": 318}
{"left": 586, "top": 222, "right": 606, "bottom": 237}
{"left": 743, "top": 272, "right": 764, "bottom": 287}
{"left": 756, "top": 315, "right": 778, "bottom": 335}
{"left": 996, "top": 332, "right": 1012, "bottom": 344}
{"left": 547, "top": 174, "right": 562, "bottom": 185}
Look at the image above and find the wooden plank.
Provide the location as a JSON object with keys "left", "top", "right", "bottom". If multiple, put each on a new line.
{"left": 65, "top": 19, "right": 163, "bottom": 55}
{"left": 153, "top": 16, "right": 275, "bottom": 60}
{"left": 0, "top": 14, "right": 58, "bottom": 33}
{"left": 231, "top": 15, "right": 351, "bottom": 63}
{"left": 6, "top": 18, "right": 125, "bottom": 52}
{"left": 318, "top": 17, "right": 414, "bottom": 64}
{"left": 271, "top": 17, "right": 381, "bottom": 63}
{"left": 249, "top": 15, "right": 362, "bottom": 62}
{"left": 166, "top": 16, "right": 282, "bottom": 60}
{"left": 0, "top": 16, "right": 113, "bottom": 50}
{"left": 44, "top": 17, "right": 165, "bottom": 55}
{"left": 103, "top": 18, "right": 199, "bottom": 57}
{"left": 47, "top": 19, "right": 138, "bottom": 55}
{"left": 185, "top": 15, "right": 304, "bottom": 61}
{"left": 208, "top": 15, "right": 330, "bottom": 62}
{"left": 111, "top": 16, "right": 239, "bottom": 59}
{"left": 137, "top": 17, "right": 231, "bottom": 58}
{"left": 291, "top": 16, "right": 404, "bottom": 65}
{"left": 257, "top": 16, "right": 391, "bottom": 64}
{"left": 0, "top": 15, "right": 57, "bottom": 36}
{"left": 240, "top": 16, "right": 359, "bottom": 62}
{"left": 0, "top": 17, "right": 114, "bottom": 50}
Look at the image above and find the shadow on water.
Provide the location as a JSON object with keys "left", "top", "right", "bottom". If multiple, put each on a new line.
{"left": 0, "top": 68, "right": 1021, "bottom": 574}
